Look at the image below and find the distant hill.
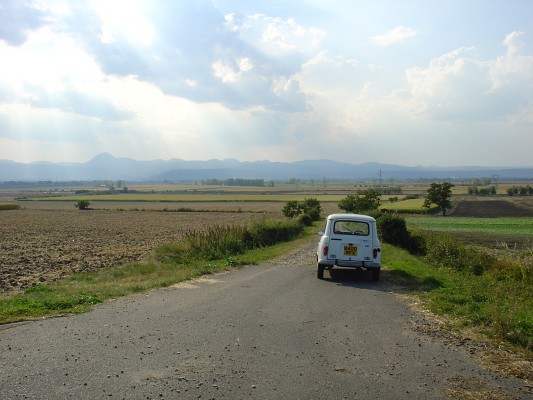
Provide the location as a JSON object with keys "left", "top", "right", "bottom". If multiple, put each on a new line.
{"left": 0, "top": 153, "right": 532, "bottom": 182}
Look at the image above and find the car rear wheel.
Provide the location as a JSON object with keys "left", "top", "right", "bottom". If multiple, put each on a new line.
{"left": 317, "top": 264, "right": 325, "bottom": 279}
{"left": 371, "top": 268, "right": 380, "bottom": 282}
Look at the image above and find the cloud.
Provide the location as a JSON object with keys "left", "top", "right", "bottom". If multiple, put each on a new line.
{"left": 503, "top": 31, "right": 525, "bottom": 56}
{"left": 0, "top": 0, "right": 47, "bottom": 46}
{"left": 51, "top": 2, "right": 323, "bottom": 112}
{"left": 370, "top": 26, "right": 418, "bottom": 46}
{"left": 212, "top": 57, "right": 254, "bottom": 83}
{"left": 294, "top": 51, "right": 390, "bottom": 139}
{"left": 0, "top": 1, "right": 324, "bottom": 114}
{"left": 0, "top": 22, "right": 132, "bottom": 121}
{"left": 489, "top": 31, "right": 533, "bottom": 92}
{"left": 225, "top": 12, "right": 325, "bottom": 54}
{"left": 404, "top": 33, "right": 533, "bottom": 122}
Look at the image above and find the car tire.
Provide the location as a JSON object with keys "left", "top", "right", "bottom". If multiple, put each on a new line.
{"left": 371, "top": 268, "right": 380, "bottom": 282}
{"left": 317, "top": 264, "right": 325, "bottom": 279}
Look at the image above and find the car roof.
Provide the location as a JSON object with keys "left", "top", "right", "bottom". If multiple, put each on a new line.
{"left": 326, "top": 213, "right": 376, "bottom": 222}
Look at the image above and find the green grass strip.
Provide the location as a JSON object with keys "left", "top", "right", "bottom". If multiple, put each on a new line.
{"left": 383, "top": 244, "right": 532, "bottom": 351}
{"left": 406, "top": 216, "right": 533, "bottom": 236}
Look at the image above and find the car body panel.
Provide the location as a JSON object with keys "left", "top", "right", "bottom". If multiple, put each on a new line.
{"left": 317, "top": 213, "right": 381, "bottom": 269}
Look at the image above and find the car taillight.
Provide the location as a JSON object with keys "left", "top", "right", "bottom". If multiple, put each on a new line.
{"left": 323, "top": 245, "right": 328, "bottom": 256}
{"left": 373, "top": 248, "right": 380, "bottom": 258}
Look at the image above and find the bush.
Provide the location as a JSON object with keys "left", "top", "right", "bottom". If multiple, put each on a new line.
{"left": 301, "top": 198, "right": 322, "bottom": 221}
{"left": 157, "top": 220, "right": 306, "bottom": 263}
{"left": 338, "top": 189, "right": 380, "bottom": 213}
{"left": 248, "top": 220, "right": 304, "bottom": 247}
{"left": 297, "top": 213, "right": 313, "bottom": 226}
{"left": 183, "top": 225, "right": 248, "bottom": 260}
{"left": 282, "top": 198, "right": 322, "bottom": 225}
{"left": 281, "top": 201, "right": 301, "bottom": 219}
{"left": 422, "top": 233, "right": 495, "bottom": 275}
{"left": 372, "top": 212, "right": 425, "bottom": 254}
{"left": 0, "top": 204, "right": 21, "bottom": 211}
{"left": 75, "top": 200, "right": 90, "bottom": 210}
{"left": 376, "top": 213, "right": 410, "bottom": 248}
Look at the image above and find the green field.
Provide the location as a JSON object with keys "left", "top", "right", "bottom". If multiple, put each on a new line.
{"left": 385, "top": 198, "right": 425, "bottom": 211}
{"left": 406, "top": 216, "right": 533, "bottom": 236}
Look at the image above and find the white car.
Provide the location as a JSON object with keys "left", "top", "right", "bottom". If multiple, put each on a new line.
{"left": 316, "top": 213, "right": 382, "bottom": 280}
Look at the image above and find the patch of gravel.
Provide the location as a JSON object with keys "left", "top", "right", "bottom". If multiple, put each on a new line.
{"left": 264, "top": 236, "right": 317, "bottom": 267}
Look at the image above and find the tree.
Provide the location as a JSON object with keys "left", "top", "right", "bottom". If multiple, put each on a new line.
{"left": 282, "top": 201, "right": 302, "bottom": 219}
{"left": 423, "top": 182, "right": 454, "bottom": 216}
{"left": 338, "top": 189, "right": 381, "bottom": 213}
{"left": 75, "top": 200, "right": 90, "bottom": 210}
{"left": 281, "top": 198, "right": 322, "bottom": 225}
{"left": 300, "top": 198, "right": 322, "bottom": 221}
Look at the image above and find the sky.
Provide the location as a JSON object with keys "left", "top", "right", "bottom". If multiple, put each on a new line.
{"left": 0, "top": 0, "right": 532, "bottom": 167}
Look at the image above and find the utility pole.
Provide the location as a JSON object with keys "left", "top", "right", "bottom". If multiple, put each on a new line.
{"left": 378, "top": 169, "right": 382, "bottom": 188}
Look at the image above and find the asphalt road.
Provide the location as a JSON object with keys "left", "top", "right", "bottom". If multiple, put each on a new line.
{"left": 0, "top": 241, "right": 528, "bottom": 399}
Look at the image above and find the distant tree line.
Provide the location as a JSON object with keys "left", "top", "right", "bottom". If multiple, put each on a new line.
{"left": 75, "top": 187, "right": 129, "bottom": 194}
{"left": 507, "top": 185, "right": 533, "bottom": 196}
{"left": 470, "top": 177, "right": 494, "bottom": 186}
{"left": 97, "top": 180, "right": 125, "bottom": 189}
{"left": 202, "top": 178, "right": 265, "bottom": 187}
{"left": 373, "top": 186, "right": 403, "bottom": 195}
{"left": 468, "top": 186, "right": 496, "bottom": 196}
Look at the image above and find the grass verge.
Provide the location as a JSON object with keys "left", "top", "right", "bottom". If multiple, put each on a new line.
{"left": 383, "top": 243, "right": 533, "bottom": 353}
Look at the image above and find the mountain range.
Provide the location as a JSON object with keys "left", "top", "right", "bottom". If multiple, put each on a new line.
{"left": 1, "top": 153, "right": 532, "bottom": 182}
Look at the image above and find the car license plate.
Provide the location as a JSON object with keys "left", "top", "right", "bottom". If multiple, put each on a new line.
{"left": 344, "top": 245, "right": 357, "bottom": 256}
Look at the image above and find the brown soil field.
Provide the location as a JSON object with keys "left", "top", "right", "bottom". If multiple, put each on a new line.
{"left": 451, "top": 197, "right": 533, "bottom": 217}
{"left": 0, "top": 203, "right": 284, "bottom": 294}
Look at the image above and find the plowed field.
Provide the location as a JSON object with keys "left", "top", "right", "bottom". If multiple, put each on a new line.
{"left": 0, "top": 206, "right": 272, "bottom": 293}
{"left": 452, "top": 198, "right": 533, "bottom": 217}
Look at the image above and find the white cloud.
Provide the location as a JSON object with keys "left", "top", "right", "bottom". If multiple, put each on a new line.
{"left": 489, "top": 31, "right": 533, "bottom": 91}
{"left": 0, "top": 27, "right": 103, "bottom": 90}
{"left": 238, "top": 57, "right": 254, "bottom": 72}
{"left": 503, "top": 31, "right": 525, "bottom": 56}
{"left": 91, "top": 0, "right": 155, "bottom": 46}
{"left": 212, "top": 60, "right": 239, "bottom": 83}
{"left": 404, "top": 35, "right": 533, "bottom": 122}
{"left": 0, "top": 26, "right": 133, "bottom": 121}
{"left": 226, "top": 13, "right": 325, "bottom": 55}
{"left": 370, "top": 26, "right": 417, "bottom": 46}
{"left": 294, "top": 51, "right": 388, "bottom": 139}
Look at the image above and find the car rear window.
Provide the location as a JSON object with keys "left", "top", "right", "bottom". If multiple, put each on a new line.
{"left": 333, "top": 220, "right": 369, "bottom": 236}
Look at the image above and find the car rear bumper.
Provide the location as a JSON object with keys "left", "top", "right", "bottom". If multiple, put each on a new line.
{"left": 319, "top": 259, "right": 380, "bottom": 268}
